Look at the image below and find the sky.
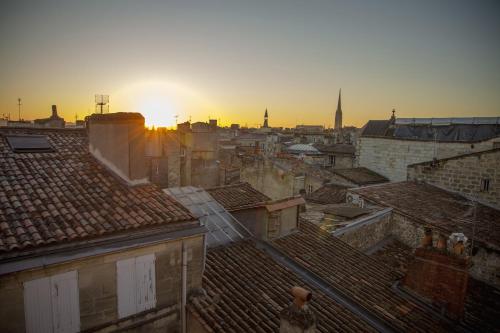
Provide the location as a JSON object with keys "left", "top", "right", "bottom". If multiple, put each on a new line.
{"left": 1, "top": 0, "right": 499, "bottom": 128}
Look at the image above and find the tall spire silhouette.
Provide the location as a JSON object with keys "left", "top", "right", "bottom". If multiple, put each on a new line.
{"left": 263, "top": 108, "right": 269, "bottom": 128}
{"left": 334, "top": 89, "right": 342, "bottom": 130}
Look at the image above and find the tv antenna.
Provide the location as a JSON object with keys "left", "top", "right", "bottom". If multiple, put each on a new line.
{"left": 17, "top": 98, "right": 22, "bottom": 121}
{"left": 174, "top": 114, "right": 179, "bottom": 125}
{"left": 95, "top": 95, "right": 109, "bottom": 114}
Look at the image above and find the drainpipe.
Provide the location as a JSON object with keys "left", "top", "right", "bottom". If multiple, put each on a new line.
{"left": 181, "top": 241, "right": 188, "bottom": 333}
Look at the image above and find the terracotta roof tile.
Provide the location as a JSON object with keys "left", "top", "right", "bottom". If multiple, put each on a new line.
{"left": 333, "top": 167, "right": 388, "bottom": 186}
{"left": 0, "top": 128, "right": 195, "bottom": 253}
{"left": 272, "top": 221, "right": 455, "bottom": 332}
{"left": 206, "top": 182, "right": 271, "bottom": 212}
{"left": 352, "top": 181, "right": 500, "bottom": 250}
{"left": 306, "top": 184, "right": 348, "bottom": 204}
{"left": 189, "top": 240, "right": 377, "bottom": 333}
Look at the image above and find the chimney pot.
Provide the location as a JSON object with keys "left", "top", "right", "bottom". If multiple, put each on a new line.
{"left": 436, "top": 234, "right": 447, "bottom": 251}
{"left": 291, "top": 286, "right": 312, "bottom": 308}
{"left": 421, "top": 228, "right": 433, "bottom": 248}
{"left": 453, "top": 241, "right": 465, "bottom": 255}
{"left": 280, "top": 287, "right": 316, "bottom": 333}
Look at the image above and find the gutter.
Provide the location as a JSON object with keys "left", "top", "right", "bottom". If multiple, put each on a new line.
{"left": 0, "top": 225, "right": 207, "bottom": 275}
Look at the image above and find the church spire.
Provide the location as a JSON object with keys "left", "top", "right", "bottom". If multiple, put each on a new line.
{"left": 334, "top": 89, "right": 342, "bottom": 130}
{"left": 263, "top": 108, "right": 269, "bottom": 128}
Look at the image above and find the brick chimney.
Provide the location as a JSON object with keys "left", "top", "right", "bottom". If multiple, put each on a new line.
{"left": 87, "top": 113, "right": 148, "bottom": 185}
{"left": 280, "top": 287, "right": 316, "bottom": 333}
{"left": 403, "top": 230, "right": 469, "bottom": 319}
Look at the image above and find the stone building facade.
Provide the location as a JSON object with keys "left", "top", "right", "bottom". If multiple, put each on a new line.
{"left": 358, "top": 136, "right": 498, "bottom": 182}
{"left": 0, "top": 236, "right": 205, "bottom": 333}
{"left": 408, "top": 148, "right": 500, "bottom": 206}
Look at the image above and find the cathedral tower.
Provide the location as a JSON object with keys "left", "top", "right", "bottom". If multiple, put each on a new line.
{"left": 263, "top": 108, "right": 269, "bottom": 128}
{"left": 334, "top": 89, "right": 342, "bottom": 130}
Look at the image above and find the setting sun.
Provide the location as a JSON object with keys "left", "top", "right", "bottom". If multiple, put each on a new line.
{"left": 113, "top": 80, "right": 219, "bottom": 128}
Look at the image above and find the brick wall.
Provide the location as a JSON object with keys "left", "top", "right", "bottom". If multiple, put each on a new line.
{"left": 403, "top": 248, "right": 469, "bottom": 319}
{"left": 408, "top": 149, "right": 500, "bottom": 206}
{"left": 357, "top": 137, "right": 498, "bottom": 182}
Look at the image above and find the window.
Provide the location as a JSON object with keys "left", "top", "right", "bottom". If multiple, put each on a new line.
{"left": 329, "top": 155, "right": 335, "bottom": 166}
{"left": 24, "top": 271, "right": 80, "bottom": 333}
{"left": 6, "top": 135, "right": 54, "bottom": 153}
{"left": 307, "top": 184, "right": 313, "bottom": 194}
{"left": 480, "top": 179, "right": 490, "bottom": 192}
{"left": 117, "top": 254, "right": 156, "bottom": 318}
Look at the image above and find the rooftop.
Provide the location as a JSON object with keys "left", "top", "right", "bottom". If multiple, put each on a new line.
{"left": 164, "top": 186, "right": 250, "bottom": 247}
{"left": 0, "top": 128, "right": 195, "bottom": 254}
{"left": 352, "top": 181, "right": 500, "bottom": 250}
{"left": 188, "top": 240, "right": 377, "bottom": 333}
{"left": 361, "top": 117, "right": 500, "bottom": 143}
{"left": 333, "top": 167, "right": 388, "bottom": 186}
{"left": 272, "top": 221, "right": 456, "bottom": 332}
{"left": 306, "top": 184, "right": 348, "bottom": 205}
{"left": 206, "top": 182, "right": 271, "bottom": 212}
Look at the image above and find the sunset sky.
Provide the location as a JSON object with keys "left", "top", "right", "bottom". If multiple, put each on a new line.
{"left": 1, "top": 0, "right": 499, "bottom": 128}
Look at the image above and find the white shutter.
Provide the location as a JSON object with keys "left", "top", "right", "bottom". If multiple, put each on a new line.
{"left": 117, "top": 257, "right": 137, "bottom": 318}
{"left": 24, "top": 271, "right": 79, "bottom": 333}
{"left": 135, "top": 254, "right": 156, "bottom": 312}
{"left": 117, "top": 254, "right": 156, "bottom": 318}
{"left": 24, "top": 277, "right": 53, "bottom": 333}
{"left": 51, "top": 271, "right": 80, "bottom": 333}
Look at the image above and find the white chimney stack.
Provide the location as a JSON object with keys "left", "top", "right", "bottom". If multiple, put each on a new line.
{"left": 87, "top": 112, "right": 148, "bottom": 185}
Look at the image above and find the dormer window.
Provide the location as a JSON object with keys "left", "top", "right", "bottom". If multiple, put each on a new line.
{"left": 5, "top": 135, "right": 54, "bottom": 153}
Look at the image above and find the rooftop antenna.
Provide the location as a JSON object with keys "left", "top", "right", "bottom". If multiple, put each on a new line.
{"left": 174, "top": 114, "right": 179, "bottom": 125}
{"left": 95, "top": 94, "right": 109, "bottom": 114}
{"left": 17, "top": 98, "right": 22, "bottom": 121}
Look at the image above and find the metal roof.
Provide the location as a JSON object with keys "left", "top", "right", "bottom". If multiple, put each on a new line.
{"left": 164, "top": 186, "right": 251, "bottom": 247}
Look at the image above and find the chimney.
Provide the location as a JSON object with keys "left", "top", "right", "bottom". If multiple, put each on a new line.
{"left": 403, "top": 229, "right": 470, "bottom": 319}
{"left": 51, "top": 105, "right": 58, "bottom": 118}
{"left": 280, "top": 287, "right": 316, "bottom": 333}
{"left": 87, "top": 112, "right": 148, "bottom": 185}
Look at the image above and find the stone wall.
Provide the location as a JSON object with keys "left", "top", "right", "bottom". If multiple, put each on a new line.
{"left": 0, "top": 235, "right": 204, "bottom": 333}
{"left": 357, "top": 136, "right": 499, "bottom": 182}
{"left": 334, "top": 211, "right": 392, "bottom": 251}
{"left": 408, "top": 149, "right": 500, "bottom": 205}
{"left": 240, "top": 159, "right": 298, "bottom": 200}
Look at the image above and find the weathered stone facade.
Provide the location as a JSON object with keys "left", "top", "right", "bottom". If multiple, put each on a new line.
{"left": 334, "top": 211, "right": 392, "bottom": 251}
{"left": 0, "top": 235, "right": 204, "bottom": 332}
{"left": 357, "top": 136, "right": 499, "bottom": 182}
{"left": 241, "top": 159, "right": 303, "bottom": 200}
{"left": 408, "top": 149, "right": 500, "bottom": 205}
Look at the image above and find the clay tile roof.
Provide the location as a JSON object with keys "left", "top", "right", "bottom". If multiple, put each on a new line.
{"left": 188, "top": 240, "right": 377, "bottom": 333}
{"left": 0, "top": 128, "right": 195, "bottom": 254}
{"left": 352, "top": 181, "right": 500, "bottom": 250}
{"left": 333, "top": 167, "right": 388, "bottom": 186}
{"left": 271, "top": 221, "right": 456, "bottom": 332}
{"left": 306, "top": 184, "right": 349, "bottom": 204}
{"left": 206, "top": 182, "right": 271, "bottom": 212}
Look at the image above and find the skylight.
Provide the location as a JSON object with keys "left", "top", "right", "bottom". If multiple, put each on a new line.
{"left": 5, "top": 135, "right": 54, "bottom": 153}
